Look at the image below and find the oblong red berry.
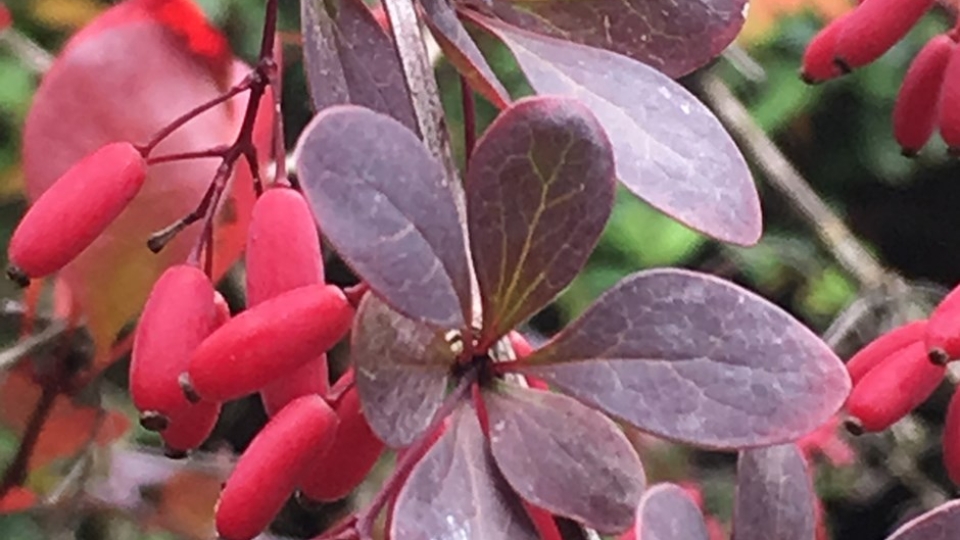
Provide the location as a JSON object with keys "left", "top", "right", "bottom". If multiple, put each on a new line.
{"left": 186, "top": 283, "right": 353, "bottom": 402}
{"left": 161, "top": 400, "right": 221, "bottom": 457}
{"left": 246, "top": 186, "right": 324, "bottom": 305}
{"left": 894, "top": 35, "right": 954, "bottom": 156}
{"left": 846, "top": 319, "right": 927, "bottom": 385}
{"left": 940, "top": 43, "right": 960, "bottom": 152}
{"left": 834, "top": 0, "right": 935, "bottom": 71}
{"left": 131, "top": 265, "right": 219, "bottom": 420}
{"left": 8, "top": 142, "right": 146, "bottom": 282}
{"left": 216, "top": 395, "right": 338, "bottom": 540}
{"left": 246, "top": 186, "right": 329, "bottom": 415}
{"left": 943, "top": 389, "right": 960, "bottom": 485}
{"left": 845, "top": 341, "right": 944, "bottom": 433}
{"left": 299, "top": 387, "right": 385, "bottom": 502}
{"left": 261, "top": 354, "right": 329, "bottom": 417}
{"left": 927, "top": 283, "right": 960, "bottom": 363}
{"left": 801, "top": 14, "right": 851, "bottom": 84}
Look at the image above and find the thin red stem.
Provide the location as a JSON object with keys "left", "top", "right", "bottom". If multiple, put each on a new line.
{"left": 146, "top": 145, "right": 230, "bottom": 165}
{"left": 146, "top": 0, "right": 282, "bottom": 255}
{"left": 354, "top": 370, "right": 477, "bottom": 539}
{"left": 138, "top": 83, "right": 251, "bottom": 155}
{"left": 0, "top": 379, "right": 58, "bottom": 498}
{"left": 460, "top": 75, "right": 476, "bottom": 162}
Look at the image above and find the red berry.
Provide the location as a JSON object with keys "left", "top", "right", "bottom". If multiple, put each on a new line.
{"left": 834, "top": 0, "right": 935, "bottom": 71}
{"left": 941, "top": 44, "right": 960, "bottom": 153}
{"left": 185, "top": 283, "right": 353, "bottom": 402}
{"left": 845, "top": 342, "right": 944, "bottom": 433}
{"left": 131, "top": 265, "right": 219, "bottom": 425}
{"left": 246, "top": 187, "right": 330, "bottom": 415}
{"left": 0, "top": 4, "right": 11, "bottom": 31}
{"left": 213, "top": 291, "right": 231, "bottom": 327}
{"left": 216, "top": 395, "right": 338, "bottom": 540}
{"left": 801, "top": 14, "right": 851, "bottom": 84}
{"left": 299, "top": 387, "right": 385, "bottom": 501}
{"left": 161, "top": 400, "right": 221, "bottom": 457}
{"left": 261, "top": 354, "right": 329, "bottom": 417}
{"left": 245, "top": 186, "right": 324, "bottom": 305}
{"left": 894, "top": 35, "right": 954, "bottom": 156}
{"left": 8, "top": 142, "right": 147, "bottom": 283}
{"left": 846, "top": 319, "right": 927, "bottom": 385}
{"left": 927, "top": 283, "right": 960, "bottom": 363}
{"left": 943, "top": 388, "right": 960, "bottom": 484}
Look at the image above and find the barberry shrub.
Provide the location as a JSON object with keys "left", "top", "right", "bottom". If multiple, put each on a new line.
{"left": 5, "top": 0, "right": 960, "bottom": 539}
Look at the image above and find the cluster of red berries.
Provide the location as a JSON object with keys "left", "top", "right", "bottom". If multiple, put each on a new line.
{"left": 843, "top": 284, "right": 960, "bottom": 483}
{"left": 5, "top": 145, "right": 388, "bottom": 539}
{"left": 800, "top": 0, "right": 960, "bottom": 156}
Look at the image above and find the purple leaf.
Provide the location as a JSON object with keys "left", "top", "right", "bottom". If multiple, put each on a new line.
{"left": 466, "top": 15, "right": 761, "bottom": 246}
{"left": 352, "top": 294, "right": 454, "bottom": 448}
{"left": 466, "top": 96, "right": 615, "bottom": 344}
{"left": 484, "top": 385, "right": 645, "bottom": 533}
{"left": 885, "top": 500, "right": 960, "bottom": 540}
{"left": 391, "top": 405, "right": 540, "bottom": 540}
{"left": 481, "top": 0, "right": 746, "bottom": 78}
{"left": 301, "top": 0, "right": 417, "bottom": 131}
{"left": 733, "top": 444, "right": 816, "bottom": 540}
{"left": 295, "top": 106, "right": 472, "bottom": 329}
{"left": 636, "top": 483, "right": 710, "bottom": 540}
{"left": 420, "top": 0, "right": 511, "bottom": 108}
{"left": 519, "top": 269, "right": 851, "bottom": 449}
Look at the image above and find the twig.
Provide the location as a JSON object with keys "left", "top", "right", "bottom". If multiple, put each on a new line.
{"left": 698, "top": 74, "right": 894, "bottom": 291}
{"left": 0, "top": 370, "right": 62, "bottom": 498}
{"left": 0, "top": 28, "right": 53, "bottom": 73}
{"left": 146, "top": 0, "right": 281, "bottom": 257}
{"left": 0, "top": 320, "right": 68, "bottom": 372}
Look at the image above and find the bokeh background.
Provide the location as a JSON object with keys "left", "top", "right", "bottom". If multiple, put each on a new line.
{"left": 2, "top": 0, "right": 960, "bottom": 538}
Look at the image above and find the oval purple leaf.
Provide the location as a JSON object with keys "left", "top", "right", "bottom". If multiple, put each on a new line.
{"left": 885, "top": 500, "right": 960, "bottom": 540}
{"left": 467, "top": 16, "right": 761, "bottom": 247}
{"left": 301, "top": 0, "right": 417, "bottom": 130}
{"left": 352, "top": 294, "right": 454, "bottom": 448}
{"left": 391, "top": 405, "right": 540, "bottom": 540}
{"left": 484, "top": 385, "right": 645, "bottom": 533}
{"left": 519, "top": 269, "right": 851, "bottom": 449}
{"left": 636, "top": 484, "right": 710, "bottom": 540}
{"left": 481, "top": 0, "right": 746, "bottom": 78}
{"left": 733, "top": 444, "right": 816, "bottom": 540}
{"left": 466, "top": 96, "right": 615, "bottom": 345}
{"left": 295, "top": 105, "right": 472, "bottom": 329}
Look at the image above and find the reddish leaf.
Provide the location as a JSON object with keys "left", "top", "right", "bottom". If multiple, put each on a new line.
{"left": 484, "top": 386, "right": 645, "bottom": 533}
{"left": 467, "top": 96, "right": 615, "bottom": 344}
{"left": 0, "top": 368, "right": 130, "bottom": 469}
{"left": 296, "top": 105, "right": 472, "bottom": 329}
{"left": 420, "top": 0, "right": 510, "bottom": 108}
{"left": 483, "top": 0, "right": 747, "bottom": 78}
{"left": 884, "top": 500, "right": 960, "bottom": 540}
{"left": 353, "top": 294, "right": 454, "bottom": 447}
{"left": 391, "top": 405, "right": 540, "bottom": 540}
{"left": 467, "top": 16, "right": 761, "bottom": 246}
{"left": 0, "top": 487, "right": 37, "bottom": 514}
{"left": 635, "top": 484, "right": 710, "bottom": 540}
{"left": 301, "top": 0, "right": 417, "bottom": 130}
{"left": 23, "top": 0, "right": 270, "bottom": 355}
{"left": 733, "top": 444, "right": 816, "bottom": 540}
{"left": 519, "top": 269, "right": 851, "bottom": 449}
